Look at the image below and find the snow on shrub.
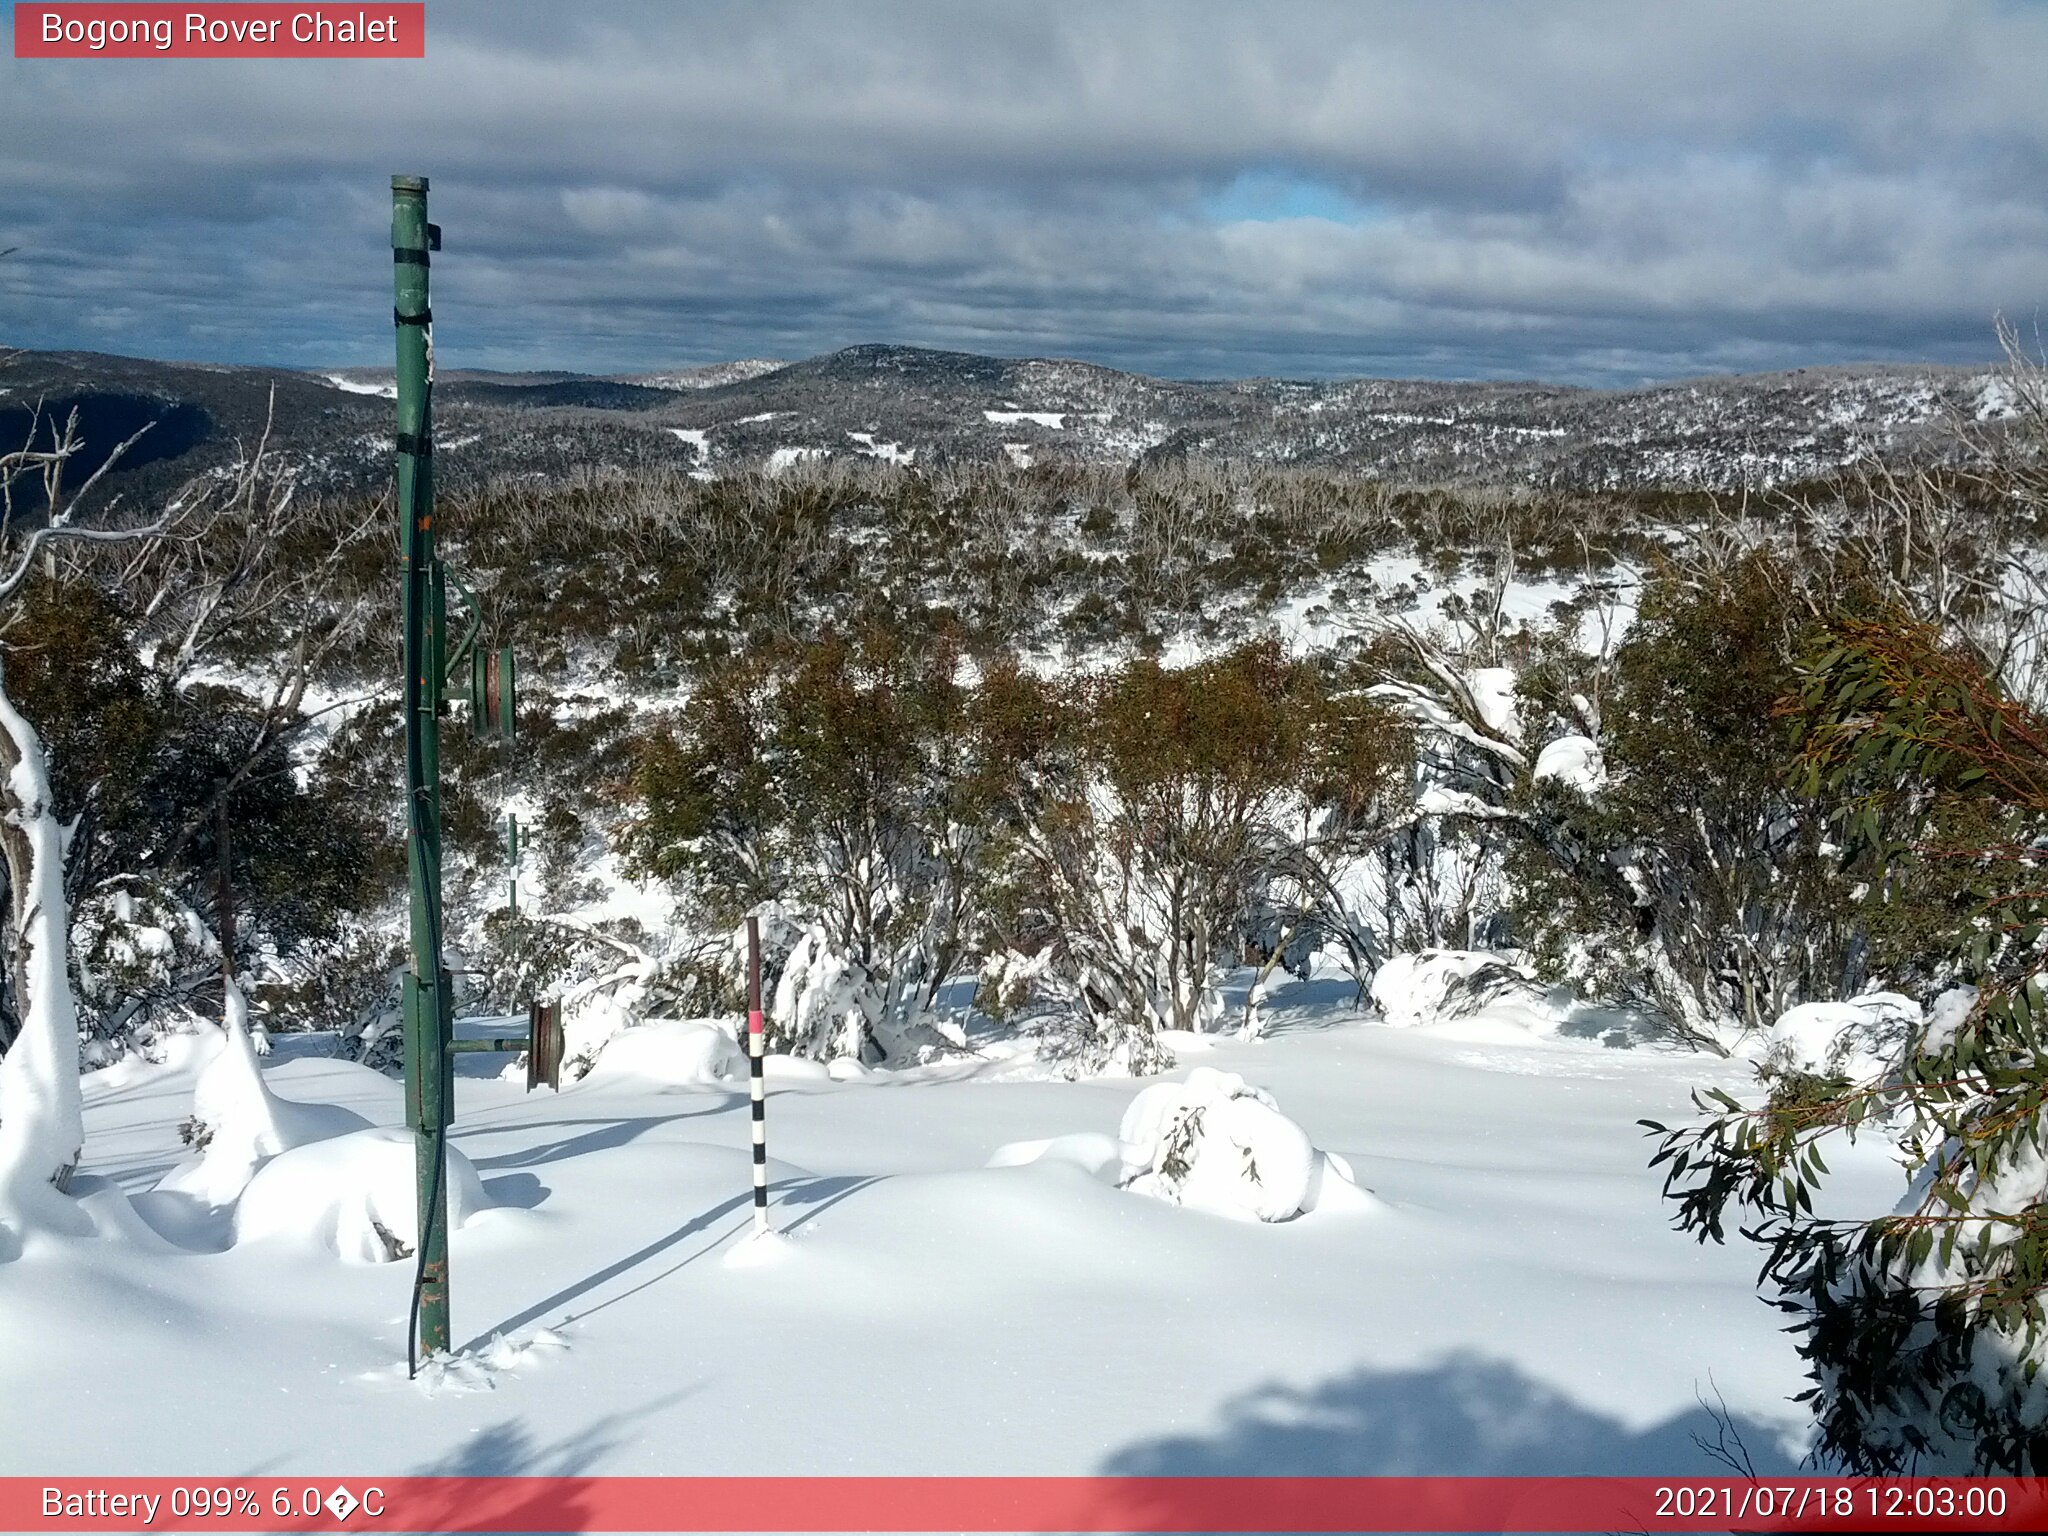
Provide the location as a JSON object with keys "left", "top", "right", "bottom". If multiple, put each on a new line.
{"left": 583, "top": 1018, "right": 738, "bottom": 1089}
{"left": 561, "top": 986, "right": 642, "bottom": 1078}
{"left": 155, "top": 982, "right": 370, "bottom": 1208}
{"left": 1116, "top": 1067, "right": 1364, "bottom": 1222}
{"left": 1369, "top": 948, "right": 1548, "bottom": 1032}
{"left": 234, "top": 1126, "right": 490, "bottom": 1263}
{"left": 1532, "top": 733, "right": 1606, "bottom": 791}
{"left": 974, "top": 947, "right": 1049, "bottom": 1024}
{"left": 772, "top": 925, "right": 881, "bottom": 1061}
{"left": 1763, "top": 991, "right": 1923, "bottom": 1082}
{"left": 70, "top": 878, "right": 219, "bottom": 1058}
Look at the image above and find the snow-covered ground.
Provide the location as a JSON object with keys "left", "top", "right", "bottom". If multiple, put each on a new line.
{"left": 0, "top": 967, "right": 1904, "bottom": 1480}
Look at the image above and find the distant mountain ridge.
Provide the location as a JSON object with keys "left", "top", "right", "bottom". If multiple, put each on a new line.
{"left": 0, "top": 343, "right": 2019, "bottom": 506}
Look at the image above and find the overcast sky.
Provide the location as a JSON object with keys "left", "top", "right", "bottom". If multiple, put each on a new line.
{"left": 2, "top": 1, "right": 2044, "bottom": 385}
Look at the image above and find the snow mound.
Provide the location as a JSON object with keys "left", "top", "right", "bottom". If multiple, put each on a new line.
{"left": 1766, "top": 991, "right": 1922, "bottom": 1081}
{"left": 584, "top": 1019, "right": 738, "bottom": 1090}
{"left": 723, "top": 1230, "right": 798, "bottom": 1269}
{"left": 233, "top": 1126, "right": 491, "bottom": 1263}
{"left": 1370, "top": 949, "right": 1555, "bottom": 1036}
{"left": 1117, "top": 1068, "right": 1361, "bottom": 1222}
{"left": 155, "top": 1000, "right": 372, "bottom": 1208}
{"left": 987, "top": 1131, "right": 1125, "bottom": 1182}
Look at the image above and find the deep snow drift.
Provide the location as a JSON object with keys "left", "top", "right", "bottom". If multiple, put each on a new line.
{"left": 0, "top": 965, "right": 1907, "bottom": 1479}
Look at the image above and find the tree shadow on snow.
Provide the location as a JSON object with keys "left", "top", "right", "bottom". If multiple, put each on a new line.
{"left": 465, "top": 1098, "right": 739, "bottom": 1173}
{"left": 401, "top": 1394, "right": 695, "bottom": 1532}
{"left": 466, "top": 1173, "right": 884, "bottom": 1351}
{"left": 481, "top": 1170, "right": 550, "bottom": 1210}
{"left": 774, "top": 1173, "right": 884, "bottom": 1233}
{"left": 467, "top": 1190, "right": 757, "bottom": 1347}
{"left": 1093, "top": 1352, "right": 1799, "bottom": 1531}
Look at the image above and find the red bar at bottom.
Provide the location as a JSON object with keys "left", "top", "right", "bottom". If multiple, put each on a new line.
{"left": 5, "top": 1475, "right": 2043, "bottom": 1533}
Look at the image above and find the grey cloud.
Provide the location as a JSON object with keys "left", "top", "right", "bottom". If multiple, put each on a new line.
{"left": 1, "top": 1, "right": 2043, "bottom": 383}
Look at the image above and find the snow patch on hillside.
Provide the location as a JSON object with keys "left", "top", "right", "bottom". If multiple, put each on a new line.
{"left": 847, "top": 431, "right": 914, "bottom": 465}
{"left": 765, "top": 446, "right": 827, "bottom": 474}
{"left": 319, "top": 373, "right": 397, "bottom": 399}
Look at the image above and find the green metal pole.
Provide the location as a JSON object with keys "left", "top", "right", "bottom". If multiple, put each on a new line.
{"left": 392, "top": 173, "right": 450, "bottom": 1361}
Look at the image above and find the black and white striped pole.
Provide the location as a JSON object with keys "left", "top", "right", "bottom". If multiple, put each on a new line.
{"left": 747, "top": 914, "right": 770, "bottom": 1237}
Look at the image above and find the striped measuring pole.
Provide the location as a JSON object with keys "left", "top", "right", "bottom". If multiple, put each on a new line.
{"left": 746, "top": 914, "right": 769, "bottom": 1236}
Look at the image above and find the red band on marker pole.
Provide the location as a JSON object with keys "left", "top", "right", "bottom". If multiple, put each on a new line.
{"left": 13, "top": 5, "right": 426, "bottom": 59}
{"left": 2, "top": 1476, "right": 2042, "bottom": 1532}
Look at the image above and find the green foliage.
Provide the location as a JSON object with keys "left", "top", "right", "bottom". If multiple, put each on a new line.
{"left": 999, "top": 640, "right": 1408, "bottom": 1063}
{"left": 619, "top": 631, "right": 1407, "bottom": 1066}
{"left": 1646, "top": 611, "right": 2048, "bottom": 1472}
{"left": 619, "top": 622, "right": 1016, "bottom": 1048}
{"left": 1510, "top": 550, "right": 1853, "bottom": 1036}
{"left": 1, "top": 575, "right": 378, "bottom": 1042}
{"left": 1, "top": 575, "right": 166, "bottom": 891}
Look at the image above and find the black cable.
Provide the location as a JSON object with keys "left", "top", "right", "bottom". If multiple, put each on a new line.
{"left": 403, "top": 756, "right": 450, "bottom": 1380}
{"left": 406, "top": 1114, "right": 447, "bottom": 1381}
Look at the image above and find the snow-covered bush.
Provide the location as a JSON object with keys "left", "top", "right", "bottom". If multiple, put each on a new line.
{"left": 70, "top": 878, "right": 218, "bottom": 1058}
{"left": 1507, "top": 552, "right": 1860, "bottom": 1049}
{"left": 1004, "top": 642, "right": 1408, "bottom": 1072}
{"left": 972, "top": 947, "right": 1050, "bottom": 1025}
{"left": 1369, "top": 948, "right": 1544, "bottom": 1031}
{"left": 619, "top": 630, "right": 987, "bottom": 1062}
{"left": 1761, "top": 991, "right": 1922, "bottom": 1085}
{"left": 770, "top": 923, "right": 884, "bottom": 1060}
{"left": 468, "top": 910, "right": 729, "bottom": 1080}
{"left": 1117, "top": 1067, "right": 1362, "bottom": 1221}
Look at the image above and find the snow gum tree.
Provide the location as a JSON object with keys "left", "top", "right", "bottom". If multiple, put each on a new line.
{"left": 0, "top": 495, "right": 378, "bottom": 1054}
{"left": 1509, "top": 551, "right": 1856, "bottom": 1048}
{"left": 624, "top": 633, "right": 1407, "bottom": 1070}
{"left": 1647, "top": 609, "right": 2048, "bottom": 1471}
{"left": 0, "top": 405, "right": 169, "bottom": 1248}
{"left": 1003, "top": 641, "right": 1408, "bottom": 1071}
{"left": 0, "top": 667, "right": 89, "bottom": 1246}
{"left": 623, "top": 623, "right": 1004, "bottom": 1059}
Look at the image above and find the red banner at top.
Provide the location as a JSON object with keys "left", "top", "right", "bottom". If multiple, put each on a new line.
{"left": 13, "top": 4, "right": 424, "bottom": 58}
